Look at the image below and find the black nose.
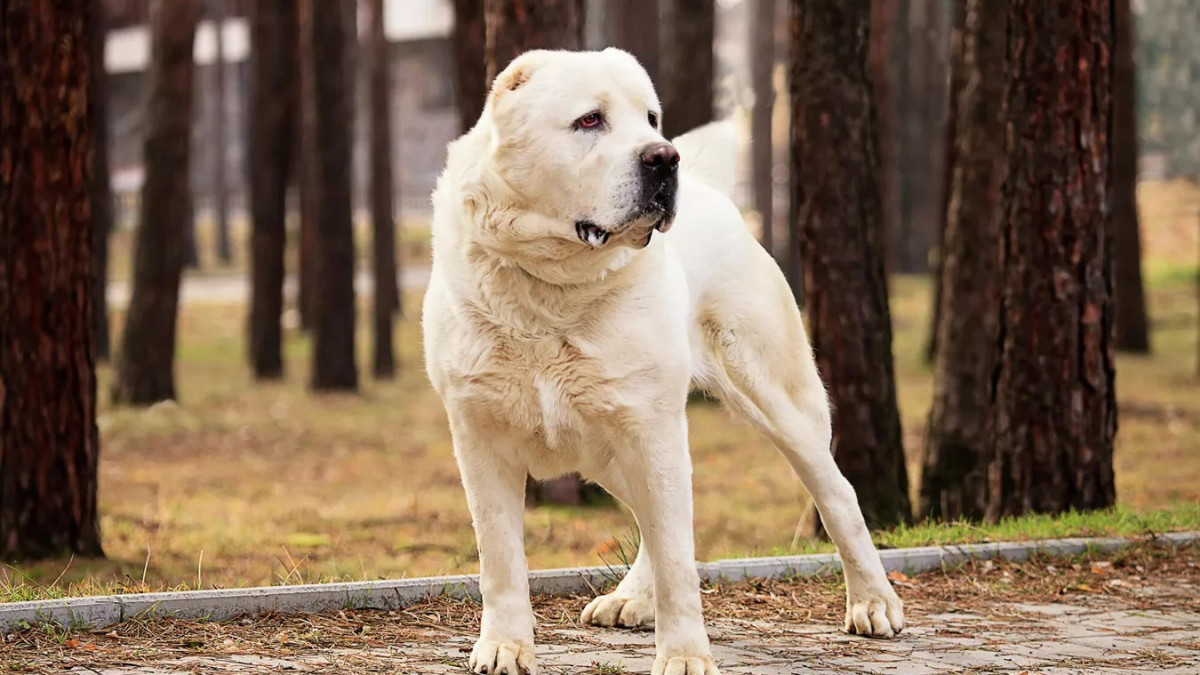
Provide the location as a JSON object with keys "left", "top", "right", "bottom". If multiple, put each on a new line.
{"left": 640, "top": 143, "right": 680, "bottom": 175}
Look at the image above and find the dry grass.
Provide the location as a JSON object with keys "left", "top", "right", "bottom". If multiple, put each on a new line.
{"left": 1, "top": 181, "right": 1198, "bottom": 601}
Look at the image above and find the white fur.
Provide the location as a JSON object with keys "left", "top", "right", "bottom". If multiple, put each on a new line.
{"left": 423, "top": 49, "right": 903, "bottom": 675}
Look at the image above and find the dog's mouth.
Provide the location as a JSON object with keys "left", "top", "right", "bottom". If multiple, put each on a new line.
{"left": 575, "top": 220, "right": 611, "bottom": 247}
{"left": 575, "top": 187, "right": 676, "bottom": 249}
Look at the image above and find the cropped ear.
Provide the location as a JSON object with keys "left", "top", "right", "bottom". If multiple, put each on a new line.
{"left": 489, "top": 50, "right": 553, "bottom": 102}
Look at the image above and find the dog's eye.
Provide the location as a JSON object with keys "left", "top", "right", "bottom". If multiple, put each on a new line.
{"left": 648, "top": 111, "right": 659, "bottom": 129}
{"left": 575, "top": 111, "right": 603, "bottom": 130}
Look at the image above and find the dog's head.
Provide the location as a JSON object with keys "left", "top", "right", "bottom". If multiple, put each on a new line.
{"left": 482, "top": 49, "right": 678, "bottom": 251}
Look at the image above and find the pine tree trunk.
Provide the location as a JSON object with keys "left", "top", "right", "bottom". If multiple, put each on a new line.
{"left": 90, "top": 0, "right": 114, "bottom": 362}
{"left": 296, "top": 0, "right": 318, "bottom": 332}
{"left": 1111, "top": 0, "right": 1150, "bottom": 353}
{"left": 920, "top": 0, "right": 1005, "bottom": 522}
{"left": 307, "top": 0, "right": 358, "bottom": 391}
{"left": 485, "top": 0, "right": 583, "bottom": 83}
{"left": 452, "top": 0, "right": 487, "bottom": 133}
{"left": 367, "top": 0, "right": 398, "bottom": 379}
{"left": 0, "top": 1, "right": 104, "bottom": 560}
{"left": 988, "top": 0, "right": 1117, "bottom": 520}
{"left": 210, "top": 0, "right": 232, "bottom": 265}
{"left": 869, "top": 0, "right": 900, "bottom": 278}
{"left": 113, "top": 0, "right": 198, "bottom": 406}
{"left": 790, "top": 0, "right": 912, "bottom": 533}
{"left": 604, "top": 0, "right": 660, "bottom": 83}
{"left": 248, "top": 0, "right": 297, "bottom": 380}
{"left": 660, "top": 0, "right": 714, "bottom": 138}
{"left": 750, "top": 0, "right": 776, "bottom": 257}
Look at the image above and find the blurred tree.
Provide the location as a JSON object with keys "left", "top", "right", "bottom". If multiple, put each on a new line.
{"left": 485, "top": 0, "right": 583, "bottom": 83}
{"left": 660, "top": 0, "right": 714, "bottom": 137}
{"left": 1112, "top": 0, "right": 1150, "bottom": 353}
{"left": 209, "top": 0, "right": 232, "bottom": 265}
{"left": 604, "top": 0, "right": 660, "bottom": 83}
{"left": 920, "top": 0, "right": 1004, "bottom": 522}
{"left": 248, "top": 0, "right": 298, "bottom": 380}
{"left": 750, "top": 0, "right": 776, "bottom": 257}
{"left": 0, "top": 2, "right": 104, "bottom": 559}
{"left": 869, "top": 0, "right": 901, "bottom": 276}
{"left": 367, "top": 0, "right": 398, "bottom": 378}
{"left": 987, "top": 0, "right": 1116, "bottom": 520}
{"left": 307, "top": 0, "right": 358, "bottom": 391}
{"left": 90, "top": 0, "right": 114, "bottom": 361}
{"left": 297, "top": 0, "right": 318, "bottom": 331}
{"left": 452, "top": 0, "right": 487, "bottom": 132}
{"left": 790, "top": 0, "right": 912, "bottom": 533}
{"left": 484, "top": 0, "right": 607, "bottom": 507}
{"left": 113, "top": 0, "right": 199, "bottom": 405}
{"left": 1134, "top": 1, "right": 1200, "bottom": 178}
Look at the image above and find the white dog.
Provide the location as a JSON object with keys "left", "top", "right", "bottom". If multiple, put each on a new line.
{"left": 422, "top": 48, "right": 903, "bottom": 675}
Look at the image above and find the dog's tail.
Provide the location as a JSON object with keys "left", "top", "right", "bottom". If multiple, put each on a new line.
{"left": 672, "top": 117, "right": 739, "bottom": 199}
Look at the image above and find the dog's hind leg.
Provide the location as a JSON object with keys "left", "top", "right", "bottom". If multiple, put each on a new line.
{"left": 698, "top": 264, "right": 904, "bottom": 639}
{"left": 579, "top": 471, "right": 656, "bottom": 629}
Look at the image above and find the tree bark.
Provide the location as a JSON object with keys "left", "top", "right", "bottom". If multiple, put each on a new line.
{"left": 307, "top": 0, "right": 358, "bottom": 391}
{"left": 790, "top": 0, "right": 912, "bottom": 533}
{"left": 296, "top": 0, "right": 318, "bottom": 331}
{"left": 248, "top": 0, "right": 297, "bottom": 380}
{"left": 1111, "top": 0, "right": 1150, "bottom": 353}
{"left": 604, "top": 0, "right": 660, "bottom": 83}
{"left": 750, "top": 0, "right": 776, "bottom": 257}
{"left": 113, "top": 0, "right": 198, "bottom": 405}
{"left": 987, "top": 0, "right": 1117, "bottom": 520}
{"left": 920, "top": 0, "right": 1005, "bottom": 522}
{"left": 660, "top": 0, "right": 714, "bottom": 138}
{"left": 869, "top": 0, "right": 900, "bottom": 277}
{"left": 452, "top": 0, "right": 488, "bottom": 133}
{"left": 209, "top": 0, "right": 232, "bottom": 265}
{"left": 90, "top": 0, "right": 114, "bottom": 362}
{"left": 367, "top": 0, "right": 398, "bottom": 379}
{"left": 485, "top": 0, "right": 583, "bottom": 84}
{"left": 0, "top": 1, "right": 104, "bottom": 559}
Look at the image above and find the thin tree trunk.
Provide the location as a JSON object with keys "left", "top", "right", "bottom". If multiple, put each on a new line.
{"left": 604, "top": 0, "right": 660, "bottom": 82}
{"left": 113, "top": 0, "right": 198, "bottom": 405}
{"left": 368, "top": 0, "right": 397, "bottom": 379}
{"left": 0, "top": 1, "right": 104, "bottom": 559}
{"left": 248, "top": 0, "right": 297, "bottom": 380}
{"left": 1112, "top": 0, "right": 1150, "bottom": 353}
{"left": 307, "top": 0, "right": 358, "bottom": 391}
{"left": 210, "top": 0, "right": 232, "bottom": 265}
{"left": 297, "top": 0, "right": 318, "bottom": 331}
{"left": 750, "top": 0, "right": 776, "bottom": 256}
{"left": 791, "top": 0, "right": 912, "bottom": 534}
{"left": 452, "top": 0, "right": 487, "bottom": 133}
{"left": 660, "top": 0, "right": 714, "bottom": 138}
{"left": 920, "top": 0, "right": 1005, "bottom": 522}
{"left": 987, "top": 0, "right": 1117, "bottom": 520}
{"left": 90, "top": 0, "right": 114, "bottom": 362}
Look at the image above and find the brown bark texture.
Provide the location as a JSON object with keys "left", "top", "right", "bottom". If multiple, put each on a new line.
{"left": 248, "top": 0, "right": 297, "bottom": 380}
{"left": 453, "top": 0, "right": 488, "bottom": 133}
{"left": 750, "top": 0, "right": 776, "bottom": 257}
{"left": 368, "top": 0, "right": 398, "bottom": 378}
{"left": 210, "top": 0, "right": 232, "bottom": 265}
{"left": 484, "top": 0, "right": 583, "bottom": 85}
{"left": 90, "top": 0, "right": 114, "bottom": 362}
{"left": 113, "top": 0, "right": 198, "bottom": 405}
{"left": 604, "top": 0, "right": 660, "bottom": 84}
{"left": 307, "top": 0, "right": 358, "bottom": 391}
{"left": 0, "top": 2, "right": 104, "bottom": 559}
{"left": 987, "top": 0, "right": 1117, "bottom": 520}
{"left": 868, "top": 0, "right": 900, "bottom": 277}
{"left": 296, "top": 0, "right": 318, "bottom": 331}
{"left": 660, "top": 0, "right": 714, "bottom": 138}
{"left": 920, "top": 0, "right": 1005, "bottom": 522}
{"left": 1111, "top": 0, "right": 1149, "bottom": 353}
{"left": 790, "top": 0, "right": 912, "bottom": 531}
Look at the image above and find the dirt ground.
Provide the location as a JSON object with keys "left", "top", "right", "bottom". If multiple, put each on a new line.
{"left": 4, "top": 541, "right": 1198, "bottom": 673}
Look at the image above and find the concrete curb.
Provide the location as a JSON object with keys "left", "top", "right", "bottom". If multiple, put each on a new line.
{"left": 3, "top": 531, "right": 1195, "bottom": 634}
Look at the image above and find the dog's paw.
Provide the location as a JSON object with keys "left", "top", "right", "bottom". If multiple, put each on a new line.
{"left": 844, "top": 584, "right": 905, "bottom": 639}
{"left": 469, "top": 638, "right": 537, "bottom": 674}
{"left": 581, "top": 590, "right": 655, "bottom": 628}
{"left": 651, "top": 653, "right": 721, "bottom": 675}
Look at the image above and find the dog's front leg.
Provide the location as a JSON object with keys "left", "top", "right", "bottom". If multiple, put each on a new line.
{"left": 611, "top": 417, "right": 720, "bottom": 675}
{"left": 449, "top": 415, "right": 537, "bottom": 675}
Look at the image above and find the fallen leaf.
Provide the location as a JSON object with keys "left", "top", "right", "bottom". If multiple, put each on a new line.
{"left": 887, "top": 571, "right": 910, "bottom": 583}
